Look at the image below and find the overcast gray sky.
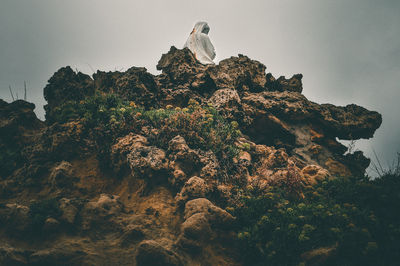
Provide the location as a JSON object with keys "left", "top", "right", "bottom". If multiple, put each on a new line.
{"left": 1, "top": 0, "right": 399, "bottom": 174}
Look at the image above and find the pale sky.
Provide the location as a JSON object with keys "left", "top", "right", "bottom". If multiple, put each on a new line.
{"left": 1, "top": 0, "right": 399, "bottom": 174}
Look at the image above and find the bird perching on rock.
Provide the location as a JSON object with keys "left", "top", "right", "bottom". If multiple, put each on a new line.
{"left": 184, "top": 22, "right": 216, "bottom": 65}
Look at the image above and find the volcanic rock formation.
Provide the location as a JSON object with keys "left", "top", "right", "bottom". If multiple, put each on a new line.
{"left": 0, "top": 47, "right": 381, "bottom": 265}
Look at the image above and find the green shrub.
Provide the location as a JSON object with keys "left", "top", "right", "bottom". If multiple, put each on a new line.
{"left": 51, "top": 93, "right": 241, "bottom": 175}
{"left": 231, "top": 174, "right": 400, "bottom": 265}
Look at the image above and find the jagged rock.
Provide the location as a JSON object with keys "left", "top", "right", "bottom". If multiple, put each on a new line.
{"left": 175, "top": 176, "right": 209, "bottom": 205}
{"left": 48, "top": 161, "right": 75, "bottom": 188}
{"left": 168, "top": 136, "right": 201, "bottom": 186}
{"left": 319, "top": 103, "right": 382, "bottom": 140}
{"left": 266, "top": 73, "right": 303, "bottom": 93}
{"left": 111, "top": 133, "right": 149, "bottom": 174}
{"left": 343, "top": 151, "right": 371, "bottom": 177}
{"left": 238, "top": 151, "right": 251, "bottom": 163}
{"left": 127, "top": 145, "right": 169, "bottom": 178}
{"left": 168, "top": 135, "right": 190, "bottom": 152}
{"left": 208, "top": 88, "right": 241, "bottom": 108}
{"left": 0, "top": 45, "right": 385, "bottom": 265}
{"left": 157, "top": 47, "right": 208, "bottom": 87}
{"left": 198, "top": 150, "right": 220, "bottom": 181}
{"left": 94, "top": 66, "right": 160, "bottom": 107}
{"left": 168, "top": 136, "right": 220, "bottom": 186}
{"left": 207, "top": 54, "right": 267, "bottom": 93}
{"left": 0, "top": 100, "right": 43, "bottom": 134}
{"left": 44, "top": 66, "right": 94, "bottom": 123}
{"left": 252, "top": 145, "right": 290, "bottom": 176}
{"left": 0, "top": 100, "right": 44, "bottom": 177}
{"left": 135, "top": 240, "right": 182, "bottom": 266}
{"left": 157, "top": 48, "right": 268, "bottom": 97}
{"left": 240, "top": 89, "right": 381, "bottom": 175}
{"left": 111, "top": 133, "right": 169, "bottom": 180}
{"left": 242, "top": 91, "right": 382, "bottom": 140}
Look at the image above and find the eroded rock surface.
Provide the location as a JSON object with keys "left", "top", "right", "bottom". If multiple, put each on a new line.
{"left": 0, "top": 46, "right": 382, "bottom": 265}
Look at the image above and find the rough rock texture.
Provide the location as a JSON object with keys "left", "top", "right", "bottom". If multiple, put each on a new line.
{"left": 135, "top": 240, "right": 182, "bottom": 266}
{"left": 44, "top": 66, "right": 94, "bottom": 123}
{"left": 94, "top": 66, "right": 161, "bottom": 108}
{"left": 0, "top": 46, "right": 382, "bottom": 265}
{"left": 0, "top": 100, "right": 44, "bottom": 178}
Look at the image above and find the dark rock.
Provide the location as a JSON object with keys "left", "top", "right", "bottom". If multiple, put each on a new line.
{"left": 48, "top": 161, "right": 76, "bottom": 189}
{"left": 175, "top": 176, "right": 209, "bottom": 205}
{"left": 81, "top": 194, "right": 123, "bottom": 230}
{"left": 0, "top": 203, "right": 30, "bottom": 233}
{"left": 43, "top": 217, "right": 60, "bottom": 232}
{"left": 58, "top": 198, "right": 79, "bottom": 224}
{"left": 44, "top": 66, "right": 94, "bottom": 123}
{"left": 119, "top": 224, "right": 145, "bottom": 246}
{"left": 135, "top": 240, "right": 182, "bottom": 266}
{"left": 266, "top": 73, "right": 303, "bottom": 93}
{"left": 111, "top": 133, "right": 149, "bottom": 174}
{"left": 184, "top": 198, "right": 235, "bottom": 228}
{"left": 181, "top": 212, "right": 211, "bottom": 240}
{"left": 0, "top": 45, "right": 385, "bottom": 265}
{"left": 29, "top": 247, "right": 86, "bottom": 266}
{"left": 0, "top": 99, "right": 44, "bottom": 178}
{"left": 319, "top": 103, "right": 382, "bottom": 140}
{"left": 94, "top": 66, "right": 160, "bottom": 108}
{"left": 208, "top": 54, "right": 267, "bottom": 93}
{"left": 0, "top": 244, "right": 29, "bottom": 265}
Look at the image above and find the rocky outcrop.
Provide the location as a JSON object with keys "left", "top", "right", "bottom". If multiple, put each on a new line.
{"left": 94, "top": 66, "right": 161, "bottom": 107}
{"left": 0, "top": 100, "right": 44, "bottom": 178}
{"left": 44, "top": 66, "right": 94, "bottom": 123}
{"left": 0, "top": 46, "right": 382, "bottom": 265}
{"left": 156, "top": 47, "right": 381, "bottom": 177}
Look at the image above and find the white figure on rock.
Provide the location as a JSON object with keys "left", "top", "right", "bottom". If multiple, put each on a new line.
{"left": 184, "top": 22, "right": 216, "bottom": 65}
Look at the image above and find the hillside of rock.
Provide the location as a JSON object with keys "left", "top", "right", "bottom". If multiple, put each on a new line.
{"left": 0, "top": 47, "right": 384, "bottom": 265}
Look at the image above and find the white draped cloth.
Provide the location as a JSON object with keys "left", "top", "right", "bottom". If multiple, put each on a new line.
{"left": 184, "top": 22, "right": 216, "bottom": 65}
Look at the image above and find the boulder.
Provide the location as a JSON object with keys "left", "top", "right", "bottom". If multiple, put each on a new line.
{"left": 175, "top": 176, "right": 209, "bottom": 205}
{"left": 184, "top": 198, "right": 235, "bottom": 227}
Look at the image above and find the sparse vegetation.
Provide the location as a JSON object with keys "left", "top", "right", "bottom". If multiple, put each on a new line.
{"left": 231, "top": 174, "right": 400, "bottom": 265}
{"left": 51, "top": 93, "right": 241, "bottom": 173}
